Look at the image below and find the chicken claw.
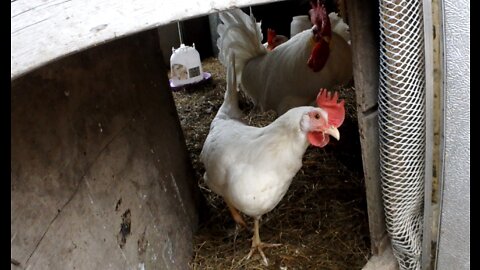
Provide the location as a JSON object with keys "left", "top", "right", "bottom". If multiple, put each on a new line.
{"left": 245, "top": 218, "right": 281, "bottom": 266}
{"left": 246, "top": 241, "right": 282, "bottom": 266}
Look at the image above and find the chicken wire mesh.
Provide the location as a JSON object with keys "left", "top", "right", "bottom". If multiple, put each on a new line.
{"left": 378, "top": 0, "right": 425, "bottom": 269}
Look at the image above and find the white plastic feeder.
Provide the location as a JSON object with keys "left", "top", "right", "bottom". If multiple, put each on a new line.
{"left": 170, "top": 43, "right": 204, "bottom": 87}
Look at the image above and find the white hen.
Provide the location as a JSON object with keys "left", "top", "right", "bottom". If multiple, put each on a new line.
{"left": 200, "top": 52, "right": 346, "bottom": 265}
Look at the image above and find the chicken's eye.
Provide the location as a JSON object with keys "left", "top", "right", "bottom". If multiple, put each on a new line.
{"left": 314, "top": 113, "right": 320, "bottom": 120}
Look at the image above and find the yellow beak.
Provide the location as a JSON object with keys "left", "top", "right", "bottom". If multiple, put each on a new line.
{"left": 324, "top": 126, "right": 340, "bottom": 140}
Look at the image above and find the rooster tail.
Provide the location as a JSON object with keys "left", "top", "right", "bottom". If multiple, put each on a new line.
{"left": 328, "top": 12, "right": 351, "bottom": 45}
{"left": 217, "top": 8, "right": 267, "bottom": 84}
{"left": 218, "top": 52, "right": 242, "bottom": 119}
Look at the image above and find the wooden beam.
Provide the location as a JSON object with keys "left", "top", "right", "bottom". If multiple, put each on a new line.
{"left": 11, "top": 0, "right": 284, "bottom": 79}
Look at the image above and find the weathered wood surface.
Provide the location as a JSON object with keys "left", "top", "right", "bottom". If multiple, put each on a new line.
{"left": 346, "top": 0, "right": 390, "bottom": 259}
{"left": 346, "top": 0, "right": 380, "bottom": 113}
{"left": 11, "top": 0, "right": 283, "bottom": 79}
{"left": 11, "top": 29, "right": 200, "bottom": 270}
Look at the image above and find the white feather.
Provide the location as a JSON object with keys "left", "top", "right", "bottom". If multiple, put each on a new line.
{"left": 217, "top": 9, "right": 267, "bottom": 84}
{"left": 329, "top": 12, "right": 351, "bottom": 45}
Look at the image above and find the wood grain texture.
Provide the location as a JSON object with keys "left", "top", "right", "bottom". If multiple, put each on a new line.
{"left": 11, "top": 0, "right": 283, "bottom": 79}
{"left": 346, "top": 0, "right": 388, "bottom": 257}
{"left": 11, "top": 29, "right": 200, "bottom": 270}
{"left": 346, "top": 0, "right": 380, "bottom": 112}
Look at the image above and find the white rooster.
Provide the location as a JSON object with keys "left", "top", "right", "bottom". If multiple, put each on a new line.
{"left": 216, "top": 0, "right": 352, "bottom": 115}
{"left": 200, "top": 52, "right": 346, "bottom": 265}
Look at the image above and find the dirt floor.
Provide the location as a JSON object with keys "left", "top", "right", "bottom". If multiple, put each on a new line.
{"left": 171, "top": 58, "right": 371, "bottom": 269}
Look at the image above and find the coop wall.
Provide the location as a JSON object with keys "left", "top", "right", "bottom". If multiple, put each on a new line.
{"left": 11, "top": 30, "right": 201, "bottom": 269}
{"left": 435, "top": 0, "right": 470, "bottom": 268}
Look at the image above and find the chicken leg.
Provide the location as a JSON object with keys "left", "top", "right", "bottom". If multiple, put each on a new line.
{"left": 246, "top": 217, "right": 281, "bottom": 266}
{"left": 226, "top": 201, "right": 247, "bottom": 228}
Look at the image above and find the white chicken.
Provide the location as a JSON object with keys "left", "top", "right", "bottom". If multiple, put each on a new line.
{"left": 200, "top": 52, "right": 346, "bottom": 265}
{"left": 216, "top": 0, "right": 352, "bottom": 115}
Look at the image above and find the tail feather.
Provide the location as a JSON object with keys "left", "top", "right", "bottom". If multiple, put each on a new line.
{"left": 329, "top": 12, "right": 351, "bottom": 44}
{"left": 217, "top": 9, "right": 267, "bottom": 84}
{"left": 217, "top": 52, "right": 242, "bottom": 119}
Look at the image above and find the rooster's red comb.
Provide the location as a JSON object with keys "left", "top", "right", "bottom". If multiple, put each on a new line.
{"left": 316, "top": 89, "right": 345, "bottom": 128}
{"left": 309, "top": 0, "right": 331, "bottom": 38}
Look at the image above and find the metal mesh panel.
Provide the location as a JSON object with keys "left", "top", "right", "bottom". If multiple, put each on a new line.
{"left": 378, "top": 0, "right": 425, "bottom": 269}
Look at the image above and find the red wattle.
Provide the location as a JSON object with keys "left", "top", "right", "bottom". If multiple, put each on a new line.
{"left": 307, "top": 132, "right": 330, "bottom": 147}
{"left": 307, "top": 41, "right": 330, "bottom": 72}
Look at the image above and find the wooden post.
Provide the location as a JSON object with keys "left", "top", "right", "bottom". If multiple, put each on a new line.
{"left": 346, "top": 0, "right": 398, "bottom": 269}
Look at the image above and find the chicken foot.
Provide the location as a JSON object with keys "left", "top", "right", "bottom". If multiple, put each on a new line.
{"left": 246, "top": 217, "right": 281, "bottom": 266}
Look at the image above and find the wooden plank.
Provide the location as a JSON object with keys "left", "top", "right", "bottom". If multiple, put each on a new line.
{"left": 357, "top": 111, "right": 386, "bottom": 255}
{"left": 11, "top": 0, "right": 284, "bottom": 79}
{"left": 346, "top": 0, "right": 380, "bottom": 112}
{"left": 346, "top": 0, "right": 388, "bottom": 257}
{"left": 11, "top": 29, "right": 200, "bottom": 269}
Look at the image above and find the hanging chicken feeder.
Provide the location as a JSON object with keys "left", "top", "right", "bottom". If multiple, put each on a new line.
{"left": 169, "top": 43, "right": 211, "bottom": 91}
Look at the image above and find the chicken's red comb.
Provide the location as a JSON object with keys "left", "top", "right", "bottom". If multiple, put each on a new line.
{"left": 267, "top": 28, "right": 276, "bottom": 44}
{"left": 309, "top": 0, "right": 331, "bottom": 39}
{"left": 316, "top": 89, "right": 345, "bottom": 128}
{"left": 310, "top": 0, "right": 327, "bottom": 13}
